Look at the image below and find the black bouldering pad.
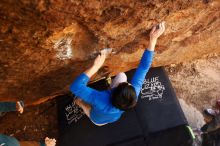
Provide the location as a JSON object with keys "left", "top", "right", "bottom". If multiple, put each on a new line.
{"left": 146, "top": 125, "right": 193, "bottom": 146}
{"left": 108, "top": 136, "right": 146, "bottom": 146}
{"left": 134, "top": 67, "right": 188, "bottom": 134}
{"left": 57, "top": 67, "right": 192, "bottom": 146}
{"left": 57, "top": 96, "right": 143, "bottom": 146}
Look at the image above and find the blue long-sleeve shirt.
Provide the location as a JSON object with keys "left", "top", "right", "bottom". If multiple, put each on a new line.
{"left": 70, "top": 50, "right": 154, "bottom": 124}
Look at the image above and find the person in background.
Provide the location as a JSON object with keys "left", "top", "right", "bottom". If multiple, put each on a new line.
{"left": 193, "top": 104, "right": 220, "bottom": 146}
{"left": 0, "top": 134, "right": 56, "bottom": 146}
{"left": 0, "top": 101, "right": 24, "bottom": 117}
{"left": 0, "top": 101, "right": 56, "bottom": 146}
{"left": 201, "top": 114, "right": 220, "bottom": 146}
{"left": 201, "top": 113, "right": 220, "bottom": 134}
{"left": 70, "top": 22, "right": 165, "bottom": 126}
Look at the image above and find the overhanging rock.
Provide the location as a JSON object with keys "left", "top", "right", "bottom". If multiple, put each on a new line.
{"left": 0, "top": 0, "right": 220, "bottom": 104}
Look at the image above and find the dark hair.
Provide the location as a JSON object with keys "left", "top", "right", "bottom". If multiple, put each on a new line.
{"left": 111, "top": 82, "right": 137, "bottom": 111}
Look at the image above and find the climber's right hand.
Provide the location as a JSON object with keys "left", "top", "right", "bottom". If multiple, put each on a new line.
{"left": 150, "top": 21, "right": 165, "bottom": 41}
{"left": 147, "top": 21, "right": 165, "bottom": 51}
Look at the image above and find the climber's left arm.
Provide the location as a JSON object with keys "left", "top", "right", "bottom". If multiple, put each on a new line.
{"left": 70, "top": 51, "right": 106, "bottom": 105}
{"left": 84, "top": 51, "right": 106, "bottom": 78}
{"left": 131, "top": 21, "right": 166, "bottom": 98}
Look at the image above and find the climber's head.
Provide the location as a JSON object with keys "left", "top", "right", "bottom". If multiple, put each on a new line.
{"left": 111, "top": 82, "right": 137, "bottom": 111}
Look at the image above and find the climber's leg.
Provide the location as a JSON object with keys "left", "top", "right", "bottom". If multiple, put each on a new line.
{"left": 110, "top": 72, "right": 128, "bottom": 89}
{"left": 75, "top": 98, "right": 106, "bottom": 126}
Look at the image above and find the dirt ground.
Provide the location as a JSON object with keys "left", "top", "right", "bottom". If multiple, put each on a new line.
{"left": 167, "top": 54, "right": 220, "bottom": 110}
{"left": 0, "top": 54, "right": 220, "bottom": 142}
{"left": 166, "top": 53, "right": 220, "bottom": 128}
{"left": 0, "top": 99, "right": 58, "bottom": 142}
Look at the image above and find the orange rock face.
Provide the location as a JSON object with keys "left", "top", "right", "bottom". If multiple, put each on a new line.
{"left": 0, "top": 0, "right": 219, "bottom": 104}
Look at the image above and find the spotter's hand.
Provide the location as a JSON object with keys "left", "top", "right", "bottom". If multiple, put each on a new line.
{"left": 45, "top": 137, "right": 56, "bottom": 146}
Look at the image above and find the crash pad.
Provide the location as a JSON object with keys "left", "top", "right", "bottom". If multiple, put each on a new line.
{"left": 57, "top": 67, "right": 191, "bottom": 146}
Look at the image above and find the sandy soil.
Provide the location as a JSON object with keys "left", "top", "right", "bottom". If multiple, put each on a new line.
{"left": 166, "top": 54, "right": 220, "bottom": 127}
{"left": 0, "top": 54, "right": 220, "bottom": 141}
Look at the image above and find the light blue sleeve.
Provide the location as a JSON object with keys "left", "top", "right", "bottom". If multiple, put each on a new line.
{"left": 131, "top": 50, "right": 154, "bottom": 99}
{"left": 70, "top": 73, "right": 101, "bottom": 105}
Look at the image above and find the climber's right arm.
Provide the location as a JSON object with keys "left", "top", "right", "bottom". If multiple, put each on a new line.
{"left": 131, "top": 21, "right": 165, "bottom": 98}
{"left": 147, "top": 21, "right": 165, "bottom": 51}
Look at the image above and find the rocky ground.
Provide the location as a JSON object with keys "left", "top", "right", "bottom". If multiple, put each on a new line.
{"left": 167, "top": 53, "right": 220, "bottom": 128}
{"left": 0, "top": 99, "right": 58, "bottom": 142}
{"left": 1, "top": 54, "right": 220, "bottom": 142}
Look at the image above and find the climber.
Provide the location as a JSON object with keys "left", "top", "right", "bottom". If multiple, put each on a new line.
{"left": 0, "top": 101, "right": 24, "bottom": 117}
{"left": 70, "top": 21, "right": 166, "bottom": 126}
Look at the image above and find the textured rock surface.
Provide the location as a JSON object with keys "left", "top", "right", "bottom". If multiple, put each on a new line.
{"left": 0, "top": 0, "right": 220, "bottom": 104}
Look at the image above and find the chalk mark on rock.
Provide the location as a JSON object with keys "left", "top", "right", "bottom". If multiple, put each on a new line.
{"left": 54, "top": 34, "right": 73, "bottom": 60}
